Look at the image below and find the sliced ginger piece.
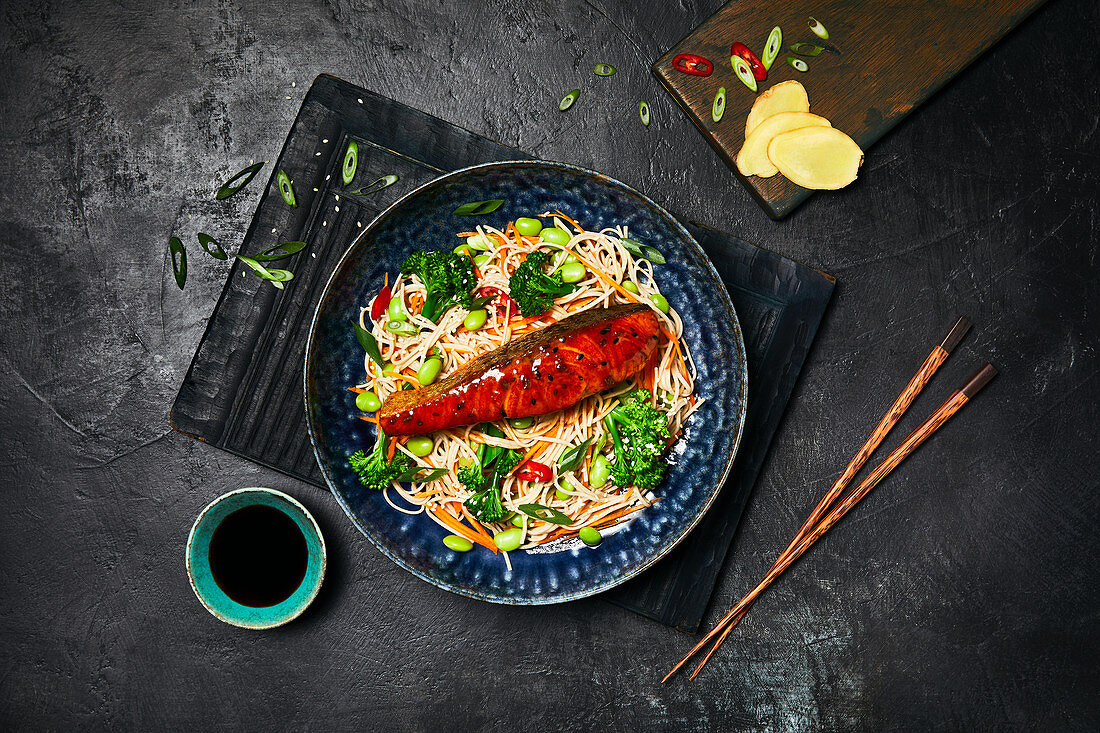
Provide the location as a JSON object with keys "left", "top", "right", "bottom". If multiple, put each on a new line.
{"left": 736, "top": 112, "right": 831, "bottom": 178}
{"left": 745, "top": 81, "right": 810, "bottom": 138}
{"left": 767, "top": 126, "right": 864, "bottom": 190}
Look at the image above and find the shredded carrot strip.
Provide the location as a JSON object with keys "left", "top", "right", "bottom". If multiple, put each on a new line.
{"left": 460, "top": 505, "right": 495, "bottom": 546}
{"left": 394, "top": 372, "right": 421, "bottom": 387}
{"left": 409, "top": 292, "right": 423, "bottom": 313}
{"left": 386, "top": 438, "right": 397, "bottom": 461}
{"left": 510, "top": 442, "right": 548, "bottom": 475}
{"left": 429, "top": 506, "right": 497, "bottom": 553}
{"left": 358, "top": 415, "right": 379, "bottom": 425}
{"left": 553, "top": 210, "right": 584, "bottom": 233}
{"left": 384, "top": 272, "right": 389, "bottom": 289}
{"left": 457, "top": 231, "right": 478, "bottom": 237}
{"left": 348, "top": 386, "right": 365, "bottom": 394}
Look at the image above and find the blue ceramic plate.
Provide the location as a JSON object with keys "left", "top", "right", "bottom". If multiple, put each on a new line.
{"left": 304, "top": 161, "right": 746, "bottom": 604}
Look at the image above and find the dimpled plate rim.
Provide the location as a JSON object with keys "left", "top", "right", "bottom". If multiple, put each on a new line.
{"left": 303, "top": 160, "right": 747, "bottom": 604}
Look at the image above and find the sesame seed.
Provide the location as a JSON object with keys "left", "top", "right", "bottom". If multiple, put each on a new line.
{"left": 322, "top": 220, "right": 327, "bottom": 226}
{"left": 315, "top": 152, "right": 321, "bottom": 157}
{"left": 291, "top": 81, "right": 296, "bottom": 87}
{"left": 322, "top": 138, "right": 329, "bottom": 144}
{"left": 335, "top": 206, "right": 340, "bottom": 212}
{"left": 358, "top": 98, "right": 363, "bottom": 104}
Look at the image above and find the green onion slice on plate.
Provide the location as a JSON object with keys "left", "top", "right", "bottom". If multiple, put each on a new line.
{"left": 638, "top": 100, "right": 651, "bottom": 127}
{"left": 808, "top": 17, "right": 829, "bottom": 40}
{"left": 594, "top": 63, "right": 616, "bottom": 76}
{"left": 559, "top": 89, "right": 580, "bottom": 111}
{"left": 731, "top": 55, "right": 758, "bottom": 92}
{"left": 712, "top": 86, "right": 726, "bottom": 123}
{"left": 790, "top": 42, "right": 824, "bottom": 57}
{"left": 762, "top": 26, "right": 782, "bottom": 70}
{"left": 215, "top": 162, "right": 264, "bottom": 200}
{"left": 454, "top": 199, "right": 504, "bottom": 216}
{"left": 557, "top": 438, "right": 593, "bottom": 473}
{"left": 168, "top": 237, "right": 187, "bottom": 289}
{"left": 342, "top": 140, "right": 358, "bottom": 185}
{"left": 249, "top": 240, "right": 307, "bottom": 262}
{"left": 518, "top": 503, "right": 573, "bottom": 526}
{"left": 352, "top": 319, "right": 385, "bottom": 368}
{"left": 197, "top": 233, "right": 227, "bottom": 260}
{"left": 787, "top": 56, "right": 809, "bottom": 72}
{"left": 276, "top": 169, "right": 296, "bottom": 207}
{"left": 350, "top": 174, "right": 399, "bottom": 196}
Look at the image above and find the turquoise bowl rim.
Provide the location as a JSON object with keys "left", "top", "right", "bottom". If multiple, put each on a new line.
{"left": 185, "top": 487, "right": 327, "bottom": 629}
{"left": 303, "top": 159, "right": 748, "bottom": 604}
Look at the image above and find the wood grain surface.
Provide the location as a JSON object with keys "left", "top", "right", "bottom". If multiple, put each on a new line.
{"left": 654, "top": 0, "right": 1048, "bottom": 218}
{"left": 0, "top": 0, "right": 1096, "bottom": 730}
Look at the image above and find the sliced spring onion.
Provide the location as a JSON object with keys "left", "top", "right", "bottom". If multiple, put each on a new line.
{"left": 342, "top": 140, "right": 358, "bottom": 185}
{"left": 787, "top": 56, "right": 809, "bottom": 72}
{"left": 236, "top": 254, "right": 293, "bottom": 289}
{"left": 249, "top": 240, "right": 308, "bottom": 262}
{"left": 385, "top": 320, "right": 419, "bottom": 336}
{"left": 731, "top": 55, "right": 758, "bottom": 92}
{"left": 790, "top": 42, "right": 824, "bottom": 57}
{"left": 398, "top": 467, "right": 450, "bottom": 483}
{"left": 352, "top": 319, "right": 385, "bottom": 368}
{"left": 350, "top": 174, "right": 399, "bottom": 196}
{"left": 557, "top": 438, "right": 593, "bottom": 473}
{"left": 638, "top": 100, "right": 651, "bottom": 127}
{"left": 216, "top": 162, "right": 264, "bottom": 200}
{"left": 197, "top": 233, "right": 227, "bottom": 260}
{"left": 808, "top": 17, "right": 829, "bottom": 40}
{"left": 712, "top": 86, "right": 726, "bottom": 123}
{"left": 517, "top": 503, "right": 572, "bottom": 526}
{"left": 276, "top": 169, "right": 296, "bottom": 207}
{"left": 454, "top": 199, "right": 504, "bottom": 216}
{"left": 762, "top": 26, "right": 782, "bottom": 70}
{"left": 619, "top": 237, "right": 665, "bottom": 264}
{"left": 559, "top": 89, "right": 580, "bottom": 111}
{"left": 594, "top": 63, "right": 616, "bottom": 76}
{"left": 168, "top": 237, "right": 186, "bottom": 289}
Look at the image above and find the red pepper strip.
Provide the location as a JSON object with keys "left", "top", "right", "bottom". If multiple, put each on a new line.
{"left": 476, "top": 286, "right": 519, "bottom": 318}
{"left": 672, "top": 53, "right": 713, "bottom": 77}
{"left": 370, "top": 282, "right": 391, "bottom": 321}
{"left": 730, "top": 42, "right": 767, "bottom": 81}
{"left": 514, "top": 460, "right": 553, "bottom": 483}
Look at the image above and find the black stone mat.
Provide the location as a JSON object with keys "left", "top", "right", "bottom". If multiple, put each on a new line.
{"left": 170, "top": 74, "right": 835, "bottom": 632}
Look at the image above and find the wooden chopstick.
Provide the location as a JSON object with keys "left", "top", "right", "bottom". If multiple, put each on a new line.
{"left": 674, "top": 362, "right": 997, "bottom": 681}
{"left": 663, "top": 317, "right": 971, "bottom": 683}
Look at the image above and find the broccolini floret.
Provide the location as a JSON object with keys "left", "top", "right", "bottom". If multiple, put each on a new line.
{"left": 602, "top": 389, "right": 671, "bottom": 490}
{"left": 348, "top": 429, "right": 414, "bottom": 491}
{"left": 507, "top": 250, "right": 576, "bottom": 317}
{"left": 400, "top": 249, "right": 478, "bottom": 322}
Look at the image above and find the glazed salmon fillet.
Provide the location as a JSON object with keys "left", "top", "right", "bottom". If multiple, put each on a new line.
{"left": 378, "top": 303, "right": 660, "bottom": 436}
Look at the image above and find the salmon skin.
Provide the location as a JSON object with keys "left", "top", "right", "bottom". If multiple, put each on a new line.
{"left": 378, "top": 303, "right": 661, "bottom": 436}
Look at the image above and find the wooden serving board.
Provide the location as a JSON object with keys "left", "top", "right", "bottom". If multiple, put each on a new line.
{"left": 653, "top": 0, "right": 1047, "bottom": 219}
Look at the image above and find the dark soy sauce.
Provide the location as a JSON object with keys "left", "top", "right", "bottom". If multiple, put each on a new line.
{"left": 208, "top": 505, "right": 308, "bottom": 607}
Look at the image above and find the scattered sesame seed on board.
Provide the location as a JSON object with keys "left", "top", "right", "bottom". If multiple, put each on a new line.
{"left": 291, "top": 81, "right": 296, "bottom": 87}
{"left": 322, "top": 220, "right": 327, "bottom": 227}
{"left": 357, "top": 98, "right": 363, "bottom": 104}
{"left": 335, "top": 206, "right": 340, "bottom": 212}
{"left": 315, "top": 152, "right": 321, "bottom": 157}
{"left": 322, "top": 138, "right": 329, "bottom": 143}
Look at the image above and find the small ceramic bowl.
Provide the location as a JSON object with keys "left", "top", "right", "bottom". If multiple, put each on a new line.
{"left": 186, "top": 487, "right": 326, "bottom": 629}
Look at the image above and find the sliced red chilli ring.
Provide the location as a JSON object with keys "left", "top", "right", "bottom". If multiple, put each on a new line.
{"left": 672, "top": 53, "right": 713, "bottom": 76}
{"left": 730, "top": 42, "right": 767, "bottom": 81}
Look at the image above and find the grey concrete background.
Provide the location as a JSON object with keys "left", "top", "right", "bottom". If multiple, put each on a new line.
{"left": 1, "top": 0, "right": 1097, "bottom": 730}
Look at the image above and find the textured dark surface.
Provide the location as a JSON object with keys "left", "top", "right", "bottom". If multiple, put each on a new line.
{"left": 1, "top": 0, "right": 1097, "bottom": 730}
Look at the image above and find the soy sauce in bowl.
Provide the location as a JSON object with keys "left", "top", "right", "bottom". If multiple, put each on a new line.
{"left": 208, "top": 505, "right": 308, "bottom": 607}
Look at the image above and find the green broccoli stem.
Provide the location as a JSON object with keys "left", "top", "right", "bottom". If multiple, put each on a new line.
{"left": 603, "top": 414, "right": 625, "bottom": 457}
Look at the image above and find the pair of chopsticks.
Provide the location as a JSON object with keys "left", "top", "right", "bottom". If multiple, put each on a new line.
{"left": 664, "top": 317, "right": 996, "bottom": 682}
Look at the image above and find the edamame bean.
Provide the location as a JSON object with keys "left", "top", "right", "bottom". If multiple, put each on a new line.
{"left": 443, "top": 534, "right": 473, "bottom": 552}
{"left": 622, "top": 280, "right": 640, "bottom": 294}
{"left": 466, "top": 233, "right": 493, "bottom": 251}
{"left": 454, "top": 243, "right": 474, "bottom": 257}
{"left": 511, "top": 514, "right": 526, "bottom": 527}
{"left": 509, "top": 416, "right": 533, "bottom": 429}
{"left": 539, "top": 227, "right": 571, "bottom": 246}
{"left": 355, "top": 390, "right": 382, "bottom": 412}
{"left": 556, "top": 479, "right": 574, "bottom": 501}
{"left": 463, "top": 309, "right": 488, "bottom": 331}
{"left": 387, "top": 298, "right": 407, "bottom": 322}
{"left": 559, "top": 261, "right": 587, "bottom": 283}
{"left": 555, "top": 488, "right": 571, "bottom": 501}
{"left": 381, "top": 362, "right": 397, "bottom": 375}
{"left": 418, "top": 356, "right": 443, "bottom": 385}
{"left": 649, "top": 293, "right": 670, "bottom": 313}
{"left": 494, "top": 527, "right": 523, "bottom": 552}
{"left": 589, "top": 454, "right": 611, "bottom": 488}
{"left": 515, "top": 217, "right": 543, "bottom": 237}
{"left": 406, "top": 436, "right": 433, "bottom": 457}
{"left": 473, "top": 254, "right": 492, "bottom": 268}
{"left": 578, "top": 526, "right": 602, "bottom": 546}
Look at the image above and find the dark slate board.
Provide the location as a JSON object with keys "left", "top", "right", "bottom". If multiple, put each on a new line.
{"left": 170, "top": 74, "right": 834, "bottom": 632}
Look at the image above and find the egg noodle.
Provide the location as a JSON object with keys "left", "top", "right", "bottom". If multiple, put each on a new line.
{"left": 355, "top": 214, "right": 702, "bottom": 568}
